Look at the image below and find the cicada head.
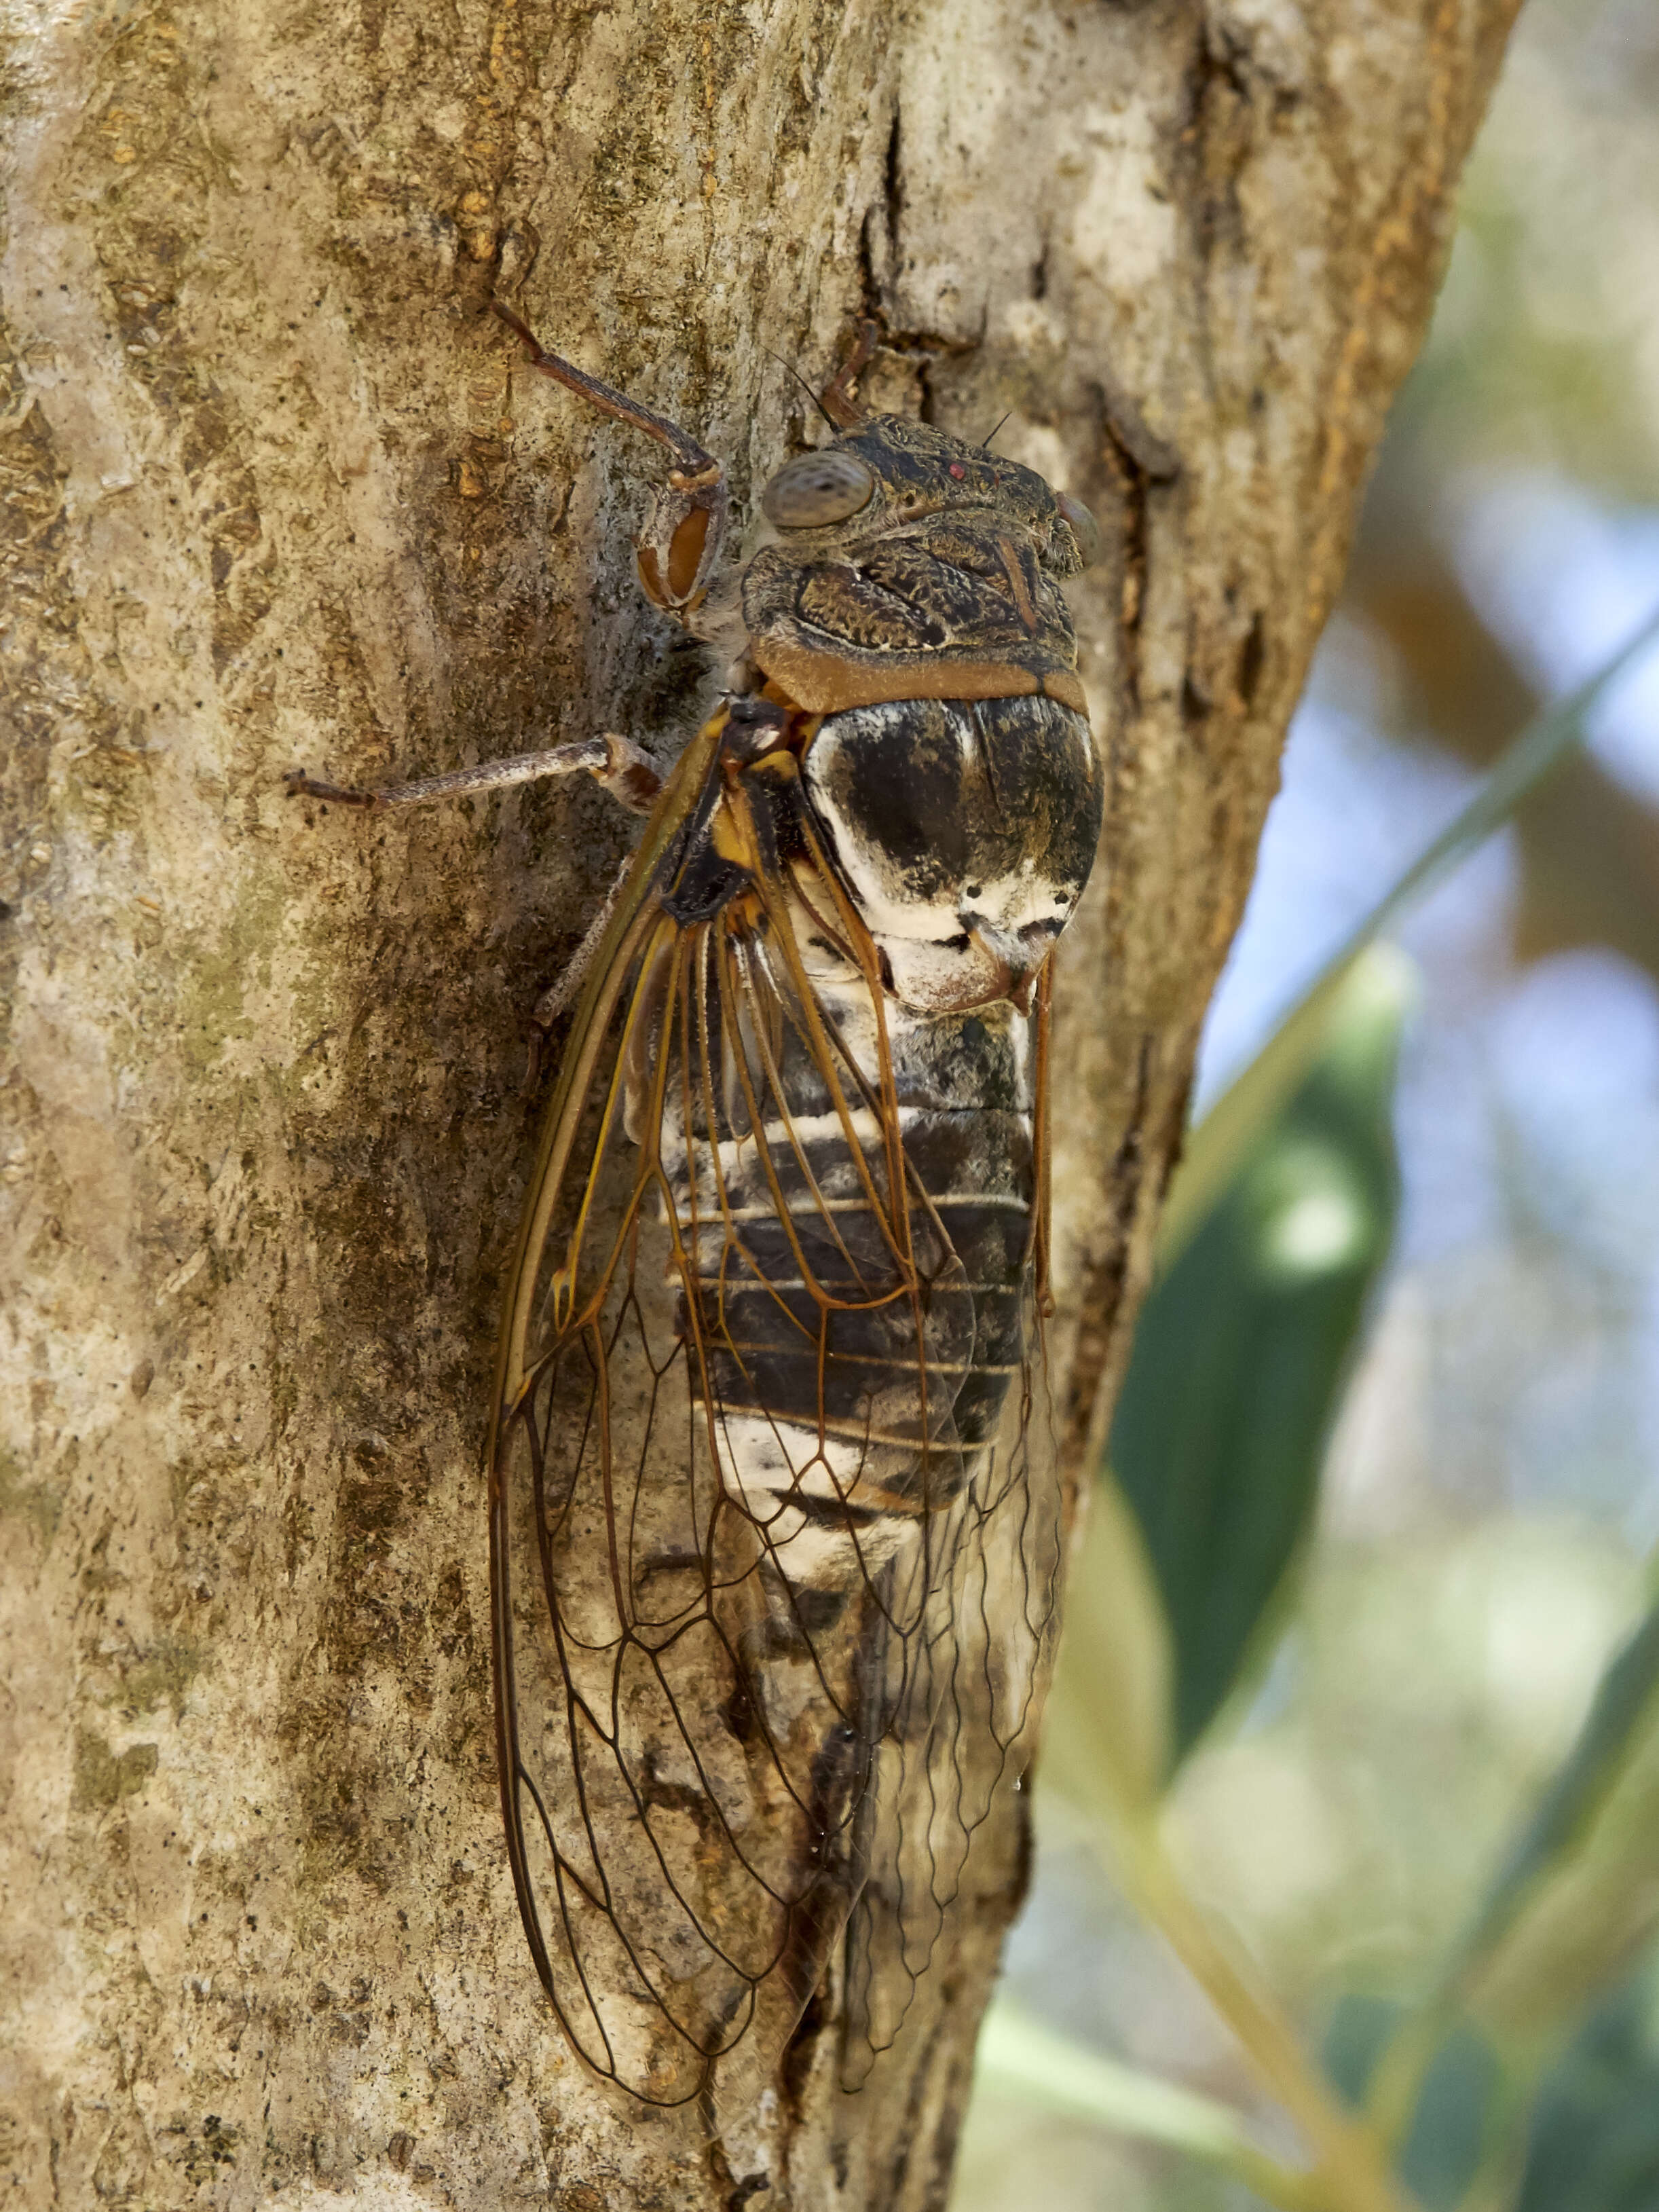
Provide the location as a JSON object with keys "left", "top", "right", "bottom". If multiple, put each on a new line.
{"left": 741, "top": 405, "right": 1102, "bottom": 731}
{"left": 750, "top": 416, "right": 1106, "bottom": 1012}
{"left": 756, "top": 413, "right": 1099, "bottom": 580}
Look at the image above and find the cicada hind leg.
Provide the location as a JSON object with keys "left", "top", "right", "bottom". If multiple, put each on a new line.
{"left": 284, "top": 731, "right": 665, "bottom": 1058}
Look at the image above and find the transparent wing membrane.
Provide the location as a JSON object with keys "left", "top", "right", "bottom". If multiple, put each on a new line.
{"left": 489, "top": 725, "right": 1062, "bottom": 2111}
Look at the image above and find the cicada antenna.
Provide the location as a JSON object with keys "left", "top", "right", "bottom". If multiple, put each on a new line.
{"left": 488, "top": 299, "right": 718, "bottom": 480}
{"left": 767, "top": 349, "right": 840, "bottom": 436}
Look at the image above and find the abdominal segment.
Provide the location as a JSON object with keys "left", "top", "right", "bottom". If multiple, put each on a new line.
{"left": 663, "top": 929, "right": 1037, "bottom": 1602}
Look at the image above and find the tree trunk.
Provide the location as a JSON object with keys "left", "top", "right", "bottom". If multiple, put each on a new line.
{"left": 1, "top": 1, "right": 1514, "bottom": 2205}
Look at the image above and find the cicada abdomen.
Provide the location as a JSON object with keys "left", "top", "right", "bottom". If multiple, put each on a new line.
{"left": 489, "top": 680, "right": 1097, "bottom": 2110}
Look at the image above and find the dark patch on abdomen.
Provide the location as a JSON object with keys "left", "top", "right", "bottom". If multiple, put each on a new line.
{"left": 683, "top": 1097, "right": 1034, "bottom": 1495}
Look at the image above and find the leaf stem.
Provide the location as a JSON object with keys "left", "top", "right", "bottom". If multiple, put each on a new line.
{"left": 1107, "top": 1815, "right": 1422, "bottom": 2212}
{"left": 977, "top": 2002, "right": 1328, "bottom": 2211}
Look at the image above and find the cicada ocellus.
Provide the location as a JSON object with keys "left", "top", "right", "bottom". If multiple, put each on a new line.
{"left": 289, "top": 306, "right": 1104, "bottom": 2118}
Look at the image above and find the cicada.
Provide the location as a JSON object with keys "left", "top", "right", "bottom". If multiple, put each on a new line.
{"left": 288, "top": 306, "right": 1104, "bottom": 2118}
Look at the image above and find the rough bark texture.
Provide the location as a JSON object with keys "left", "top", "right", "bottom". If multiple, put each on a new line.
{"left": 1, "top": 1, "right": 1514, "bottom": 2206}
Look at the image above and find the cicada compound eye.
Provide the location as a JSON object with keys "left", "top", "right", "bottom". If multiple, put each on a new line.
{"left": 1054, "top": 490, "right": 1101, "bottom": 570}
{"left": 762, "top": 449, "right": 877, "bottom": 530}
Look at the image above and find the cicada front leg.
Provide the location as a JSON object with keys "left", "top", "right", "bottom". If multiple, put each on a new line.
{"left": 490, "top": 301, "right": 729, "bottom": 621}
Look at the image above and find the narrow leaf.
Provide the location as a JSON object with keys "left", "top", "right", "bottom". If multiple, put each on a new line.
{"left": 1041, "top": 1469, "right": 1175, "bottom": 1823}
{"left": 1158, "top": 602, "right": 1659, "bottom": 1270}
{"left": 1361, "top": 1591, "right": 1659, "bottom": 2174}
{"left": 1109, "top": 946, "right": 1409, "bottom": 1759}
{"left": 1515, "top": 1944, "right": 1659, "bottom": 2212}
{"left": 1324, "top": 1995, "right": 1500, "bottom": 2212}
{"left": 975, "top": 2000, "right": 1323, "bottom": 2209}
{"left": 1449, "top": 1589, "right": 1659, "bottom": 1997}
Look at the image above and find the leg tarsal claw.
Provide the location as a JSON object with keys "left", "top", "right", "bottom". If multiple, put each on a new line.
{"left": 488, "top": 297, "right": 730, "bottom": 620}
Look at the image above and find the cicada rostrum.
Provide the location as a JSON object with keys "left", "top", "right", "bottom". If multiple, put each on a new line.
{"left": 288, "top": 305, "right": 1104, "bottom": 2118}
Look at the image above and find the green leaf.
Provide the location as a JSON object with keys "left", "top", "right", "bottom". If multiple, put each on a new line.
{"left": 1343, "top": 1592, "right": 1659, "bottom": 2196}
{"left": 1444, "top": 1587, "right": 1659, "bottom": 2016}
{"left": 1154, "top": 959, "right": 1367, "bottom": 1277}
{"left": 1157, "top": 602, "right": 1659, "bottom": 1272}
{"left": 975, "top": 2000, "right": 1256, "bottom": 2157}
{"left": 1515, "top": 1945, "right": 1659, "bottom": 2212}
{"left": 1108, "top": 947, "right": 1410, "bottom": 1761}
{"left": 1324, "top": 1995, "right": 1500, "bottom": 2212}
{"left": 975, "top": 2000, "right": 1323, "bottom": 2209}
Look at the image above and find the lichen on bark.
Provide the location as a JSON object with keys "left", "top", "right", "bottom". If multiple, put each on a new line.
{"left": 1, "top": 1, "right": 1515, "bottom": 2205}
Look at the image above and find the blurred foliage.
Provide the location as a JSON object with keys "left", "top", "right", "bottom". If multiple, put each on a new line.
{"left": 1515, "top": 1944, "right": 1659, "bottom": 2212}
{"left": 1113, "top": 953, "right": 1405, "bottom": 1758}
{"left": 970, "top": 585, "right": 1659, "bottom": 2212}
{"left": 1349, "top": 0, "right": 1659, "bottom": 981}
{"left": 977, "top": 2003, "right": 1312, "bottom": 2205}
{"left": 1382, "top": 0, "right": 1659, "bottom": 497}
{"left": 1457, "top": 1590, "right": 1659, "bottom": 2002}
{"left": 1324, "top": 1998, "right": 1500, "bottom": 2212}
{"left": 1005, "top": 737, "right": 1517, "bottom": 2211}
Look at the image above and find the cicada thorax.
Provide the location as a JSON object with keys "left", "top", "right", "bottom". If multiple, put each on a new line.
{"left": 798, "top": 691, "right": 1100, "bottom": 1013}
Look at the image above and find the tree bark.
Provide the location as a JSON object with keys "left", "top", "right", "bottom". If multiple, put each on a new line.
{"left": 1, "top": 1, "right": 1514, "bottom": 2205}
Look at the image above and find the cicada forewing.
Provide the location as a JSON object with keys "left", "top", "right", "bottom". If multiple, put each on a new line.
{"left": 488, "top": 707, "right": 1064, "bottom": 2112}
